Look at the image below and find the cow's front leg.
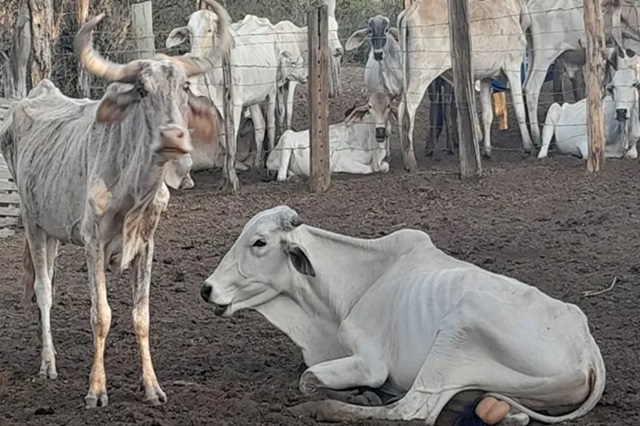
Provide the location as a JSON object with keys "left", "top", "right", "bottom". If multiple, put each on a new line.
{"left": 84, "top": 240, "right": 111, "bottom": 408}
{"left": 131, "top": 186, "right": 168, "bottom": 405}
{"left": 299, "top": 352, "right": 388, "bottom": 397}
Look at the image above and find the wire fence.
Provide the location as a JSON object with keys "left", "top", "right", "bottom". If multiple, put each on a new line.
{"left": 1, "top": 0, "right": 638, "bottom": 160}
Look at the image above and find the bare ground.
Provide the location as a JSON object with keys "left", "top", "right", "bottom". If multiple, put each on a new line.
{"left": 1, "top": 67, "right": 639, "bottom": 426}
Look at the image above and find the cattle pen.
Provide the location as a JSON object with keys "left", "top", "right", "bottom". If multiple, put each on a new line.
{"left": 0, "top": 97, "right": 20, "bottom": 238}
{"left": 1, "top": 0, "right": 640, "bottom": 425}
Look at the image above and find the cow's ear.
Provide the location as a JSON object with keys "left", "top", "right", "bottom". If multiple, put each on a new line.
{"left": 345, "top": 28, "right": 370, "bottom": 51}
{"left": 166, "top": 26, "right": 190, "bottom": 49}
{"left": 285, "top": 242, "right": 316, "bottom": 277}
{"left": 96, "top": 85, "right": 145, "bottom": 124}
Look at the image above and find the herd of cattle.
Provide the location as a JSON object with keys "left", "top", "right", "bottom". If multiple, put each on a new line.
{"left": 0, "top": 0, "right": 638, "bottom": 424}
{"left": 161, "top": 0, "right": 640, "bottom": 188}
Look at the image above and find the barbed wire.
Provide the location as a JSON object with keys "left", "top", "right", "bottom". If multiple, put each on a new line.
{"left": 2, "top": 1, "right": 637, "bottom": 147}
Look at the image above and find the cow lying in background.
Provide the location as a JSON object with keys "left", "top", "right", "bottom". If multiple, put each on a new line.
{"left": 200, "top": 205, "right": 606, "bottom": 425}
{"left": 266, "top": 92, "right": 394, "bottom": 181}
{"left": 538, "top": 51, "right": 640, "bottom": 160}
{"left": 0, "top": 5, "right": 230, "bottom": 408}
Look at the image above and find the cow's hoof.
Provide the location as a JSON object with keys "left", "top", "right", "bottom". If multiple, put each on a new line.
{"left": 288, "top": 401, "right": 318, "bottom": 419}
{"left": 144, "top": 386, "right": 167, "bottom": 406}
{"left": 482, "top": 148, "right": 492, "bottom": 158}
{"left": 85, "top": 391, "right": 109, "bottom": 409}
{"left": 424, "top": 149, "right": 434, "bottom": 158}
{"left": 380, "top": 162, "right": 390, "bottom": 173}
{"left": 299, "top": 370, "right": 321, "bottom": 395}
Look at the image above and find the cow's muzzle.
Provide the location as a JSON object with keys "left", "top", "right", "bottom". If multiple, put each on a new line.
{"left": 200, "top": 284, "right": 212, "bottom": 302}
{"left": 616, "top": 108, "right": 628, "bottom": 122}
{"left": 375, "top": 127, "right": 387, "bottom": 143}
{"left": 212, "top": 303, "right": 230, "bottom": 316}
{"left": 373, "top": 50, "right": 384, "bottom": 61}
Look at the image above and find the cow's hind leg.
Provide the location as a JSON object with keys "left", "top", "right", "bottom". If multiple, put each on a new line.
{"left": 291, "top": 290, "right": 584, "bottom": 425}
{"left": 24, "top": 225, "right": 58, "bottom": 380}
{"left": 479, "top": 79, "right": 494, "bottom": 158}
{"left": 504, "top": 66, "right": 535, "bottom": 154}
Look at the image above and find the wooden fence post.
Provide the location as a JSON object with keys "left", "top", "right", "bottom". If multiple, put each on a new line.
{"left": 584, "top": 0, "right": 606, "bottom": 172}
{"left": 308, "top": 5, "right": 331, "bottom": 193}
{"left": 222, "top": 52, "right": 240, "bottom": 194}
{"left": 28, "top": 0, "right": 54, "bottom": 87}
{"left": 77, "top": 0, "right": 91, "bottom": 97}
{"left": 131, "top": 1, "right": 155, "bottom": 60}
{"left": 4, "top": 0, "right": 31, "bottom": 99}
{"left": 448, "top": 0, "right": 482, "bottom": 179}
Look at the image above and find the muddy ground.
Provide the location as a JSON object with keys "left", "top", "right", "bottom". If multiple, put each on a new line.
{"left": 1, "top": 67, "right": 639, "bottom": 426}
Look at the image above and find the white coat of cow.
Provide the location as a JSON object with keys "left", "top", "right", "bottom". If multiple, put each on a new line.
{"left": 0, "top": 5, "right": 230, "bottom": 408}
{"left": 272, "top": 0, "right": 344, "bottom": 132}
{"left": 538, "top": 52, "right": 640, "bottom": 160}
{"left": 525, "top": 0, "right": 640, "bottom": 147}
{"left": 166, "top": 11, "right": 288, "bottom": 170}
{"left": 265, "top": 92, "right": 394, "bottom": 181}
{"left": 185, "top": 49, "right": 307, "bottom": 181}
{"left": 199, "top": 205, "right": 605, "bottom": 425}
{"left": 398, "top": 0, "right": 534, "bottom": 171}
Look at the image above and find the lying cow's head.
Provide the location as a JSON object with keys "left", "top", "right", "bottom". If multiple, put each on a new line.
{"left": 201, "top": 206, "right": 312, "bottom": 316}
{"left": 76, "top": 3, "right": 231, "bottom": 188}
{"left": 345, "top": 15, "right": 399, "bottom": 61}
{"left": 606, "top": 54, "right": 640, "bottom": 124}
{"left": 344, "top": 92, "right": 398, "bottom": 143}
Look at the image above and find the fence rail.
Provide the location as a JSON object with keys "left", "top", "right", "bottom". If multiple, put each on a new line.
{"left": 0, "top": 97, "right": 20, "bottom": 237}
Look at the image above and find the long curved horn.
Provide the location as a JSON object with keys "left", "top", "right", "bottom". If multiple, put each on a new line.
{"left": 167, "top": 0, "right": 232, "bottom": 78}
{"left": 75, "top": 13, "right": 142, "bottom": 82}
{"left": 201, "top": 0, "right": 232, "bottom": 58}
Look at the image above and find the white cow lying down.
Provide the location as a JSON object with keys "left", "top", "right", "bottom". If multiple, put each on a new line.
{"left": 538, "top": 53, "right": 640, "bottom": 160}
{"left": 200, "top": 206, "right": 606, "bottom": 425}
{"left": 265, "top": 92, "right": 395, "bottom": 181}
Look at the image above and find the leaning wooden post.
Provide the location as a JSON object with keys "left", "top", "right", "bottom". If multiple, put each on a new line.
{"left": 131, "top": 1, "right": 155, "bottom": 60}
{"left": 77, "top": 0, "right": 91, "bottom": 97}
{"left": 583, "top": 0, "right": 606, "bottom": 172}
{"left": 222, "top": 51, "right": 240, "bottom": 194}
{"left": 307, "top": 5, "right": 331, "bottom": 192}
{"left": 28, "top": 0, "right": 54, "bottom": 87}
{"left": 4, "top": 0, "right": 31, "bottom": 99}
{"left": 448, "top": 0, "right": 482, "bottom": 179}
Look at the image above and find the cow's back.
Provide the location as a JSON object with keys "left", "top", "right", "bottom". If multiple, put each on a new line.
{"left": 348, "top": 241, "right": 585, "bottom": 389}
{"left": 7, "top": 82, "right": 97, "bottom": 242}
{"left": 230, "top": 21, "right": 281, "bottom": 99}
{"left": 405, "top": 0, "right": 527, "bottom": 79}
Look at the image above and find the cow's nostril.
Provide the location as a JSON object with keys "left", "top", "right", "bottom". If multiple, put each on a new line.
{"left": 200, "top": 285, "right": 212, "bottom": 302}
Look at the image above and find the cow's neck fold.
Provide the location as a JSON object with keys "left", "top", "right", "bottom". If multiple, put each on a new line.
{"left": 255, "top": 226, "right": 432, "bottom": 366}
{"left": 293, "top": 226, "right": 431, "bottom": 321}
{"left": 99, "top": 99, "right": 166, "bottom": 204}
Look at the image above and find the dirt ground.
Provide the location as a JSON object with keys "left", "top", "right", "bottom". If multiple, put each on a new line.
{"left": 1, "top": 67, "right": 640, "bottom": 426}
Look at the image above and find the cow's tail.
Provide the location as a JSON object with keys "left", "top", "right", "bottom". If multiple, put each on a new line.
{"left": 484, "top": 347, "right": 606, "bottom": 424}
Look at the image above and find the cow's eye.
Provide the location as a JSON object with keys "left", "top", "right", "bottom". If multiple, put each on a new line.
{"left": 253, "top": 239, "right": 267, "bottom": 247}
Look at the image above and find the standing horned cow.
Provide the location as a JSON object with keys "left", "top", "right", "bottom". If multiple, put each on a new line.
{"left": 0, "top": 0, "right": 232, "bottom": 408}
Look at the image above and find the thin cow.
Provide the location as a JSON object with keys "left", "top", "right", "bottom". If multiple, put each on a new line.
{"left": 265, "top": 92, "right": 394, "bottom": 181}
{"left": 200, "top": 205, "right": 606, "bottom": 425}
{"left": 398, "top": 0, "right": 534, "bottom": 170}
{"left": 0, "top": 3, "right": 231, "bottom": 408}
